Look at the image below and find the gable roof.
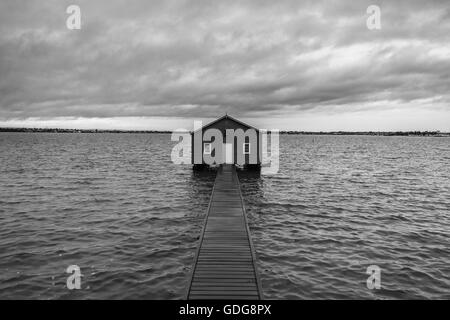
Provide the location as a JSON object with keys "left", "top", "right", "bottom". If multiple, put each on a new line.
{"left": 192, "top": 114, "right": 259, "bottom": 133}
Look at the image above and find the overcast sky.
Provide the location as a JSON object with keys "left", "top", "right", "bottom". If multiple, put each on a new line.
{"left": 0, "top": 0, "right": 449, "bottom": 130}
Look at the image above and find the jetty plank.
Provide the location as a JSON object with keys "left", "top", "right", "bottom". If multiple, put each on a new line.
{"left": 186, "top": 165, "right": 263, "bottom": 300}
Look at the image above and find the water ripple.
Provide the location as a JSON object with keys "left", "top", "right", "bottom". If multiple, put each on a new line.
{"left": 0, "top": 133, "right": 215, "bottom": 299}
{"left": 239, "top": 135, "right": 450, "bottom": 299}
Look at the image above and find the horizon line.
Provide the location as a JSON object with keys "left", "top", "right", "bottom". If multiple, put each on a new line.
{"left": 0, "top": 127, "right": 449, "bottom": 136}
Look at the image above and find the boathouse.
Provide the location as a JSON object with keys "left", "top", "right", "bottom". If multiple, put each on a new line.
{"left": 191, "top": 114, "right": 261, "bottom": 169}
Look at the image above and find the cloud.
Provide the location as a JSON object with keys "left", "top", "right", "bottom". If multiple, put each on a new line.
{"left": 0, "top": 0, "right": 449, "bottom": 127}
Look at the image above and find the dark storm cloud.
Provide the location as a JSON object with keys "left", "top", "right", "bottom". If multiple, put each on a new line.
{"left": 0, "top": 0, "right": 449, "bottom": 120}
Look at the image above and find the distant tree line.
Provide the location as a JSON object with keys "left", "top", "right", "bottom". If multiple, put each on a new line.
{"left": 279, "top": 130, "right": 449, "bottom": 136}
{"left": 0, "top": 127, "right": 448, "bottom": 136}
{"left": 0, "top": 127, "right": 171, "bottom": 134}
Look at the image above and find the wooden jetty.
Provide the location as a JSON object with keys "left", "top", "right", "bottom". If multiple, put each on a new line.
{"left": 186, "top": 164, "right": 263, "bottom": 300}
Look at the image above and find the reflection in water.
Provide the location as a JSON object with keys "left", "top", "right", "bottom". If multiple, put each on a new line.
{"left": 237, "top": 170, "right": 263, "bottom": 221}
{"left": 187, "top": 168, "right": 217, "bottom": 216}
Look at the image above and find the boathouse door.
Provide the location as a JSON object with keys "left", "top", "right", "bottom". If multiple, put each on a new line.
{"left": 224, "top": 143, "right": 233, "bottom": 164}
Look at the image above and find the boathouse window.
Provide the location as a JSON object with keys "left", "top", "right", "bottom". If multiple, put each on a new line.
{"left": 243, "top": 143, "right": 250, "bottom": 155}
{"left": 204, "top": 143, "right": 212, "bottom": 155}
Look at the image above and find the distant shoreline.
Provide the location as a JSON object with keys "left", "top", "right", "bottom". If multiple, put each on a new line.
{"left": 0, "top": 127, "right": 449, "bottom": 136}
